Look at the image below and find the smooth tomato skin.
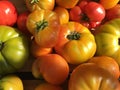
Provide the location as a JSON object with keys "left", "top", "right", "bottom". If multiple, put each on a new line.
{"left": 25, "top": 0, "right": 55, "bottom": 12}
{"left": 0, "top": 0, "right": 17, "bottom": 26}
{"left": 0, "top": 25, "right": 29, "bottom": 75}
{"left": 94, "top": 18, "right": 120, "bottom": 67}
{"left": 88, "top": 56, "right": 120, "bottom": 79}
{"left": 54, "top": 6, "right": 69, "bottom": 25}
{"left": 30, "top": 40, "right": 52, "bottom": 57}
{"left": 27, "top": 9, "right": 60, "bottom": 48}
{"left": 35, "top": 82, "right": 63, "bottom": 90}
{"left": 84, "top": 2, "right": 106, "bottom": 22}
{"left": 68, "top": 63, "right": 120, "bottom": 90}
{"left": 0, "top": 75, "right": 23, "bottom": 90}
{"left": 17, "top": 11, "right": 31, "bottom": 36}
{"left": 32, "top": 54, "right": 69, "bottom": 85}
{"left": 100, "top": 0, "right": 119, "bottom": 9}
{"left": 54, "top": 22, "right": 96, "bottom": 64}
{"left": 55, "top": 0, "right": 79, "bottom": 9}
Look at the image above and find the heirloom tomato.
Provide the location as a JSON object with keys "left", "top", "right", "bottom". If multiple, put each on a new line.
{"left": 0, "top": 75, "right": 23, "bottom": 90}
{"left": 26, "top": 9, "right": 60, "bottom": 48}
{"left": 0, "top": 0, "right": 17, "bottom": 26}
{"left": 54, "top": 6, "right": 69, "bottom": 25}
{"left": 25, "top": 0, "right": 55, "bottom": 12}
{"left": 88, "top": 56, "right": 120, "bottom": 79}
{"left": 54, "top": 22, "right": 96, "bottom": 64}
{"left": 0, "top": 25, "right": 29, "bottom": 76}
{"left": 68, "top": 63, "right": 120, "bottom": 90}
{"left": 55, "top": 0, "right": 79, "bottom": 9}
{"left": 32, "top": 54, "right": 69, "bottom": 85}
{"left": 94, "top": 18, "right": 120, "bottom": 67}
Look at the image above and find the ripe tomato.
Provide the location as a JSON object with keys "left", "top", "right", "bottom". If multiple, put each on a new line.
{"left": 54, "top": 6, "right": 69, "bottom": 24}
{"left": 32, "top": 54, "right": 69, "bottom": 85}
{"left": 100, "top": 0, "right": 119, "bottom": 9}
{"left": 0, "top": 75, "right": 23, "bottom": 90}
{"left": 54, "top": 22, "right": 96, "bottom": 64}
{"left": 88, "top": 56, "right": 120, "bottom": 79}
{"left": 25, "top": 0, "right": 55, "bottom": 12}
{"left": 55, "top": 0, "right": 79, "bottom": 9}
{"left": 68, "top": 63, "right": 120, "bottom": 90}
{"left": 26, "top": 9, "right": 60, "bottom": 48}
{"left": 0, "top": 0, "right": 17, "bottom": 26}
{"left": 30, "top": 40, "right": 52, "bottom": 57}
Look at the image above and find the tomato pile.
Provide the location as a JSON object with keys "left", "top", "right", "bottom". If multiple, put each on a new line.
{"left": 0, "top": 0, "right": 120, "bottom": 90}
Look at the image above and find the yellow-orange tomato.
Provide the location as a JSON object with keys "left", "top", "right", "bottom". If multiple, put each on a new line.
{"left": 100, "top": 0, "right": 119, "bottom": 9}
{"left": 54, "top": 6, "right": 69, "bottom": 24}
{"left": 30, "top": 40, "right": 52, "bottom": 57}
{"left": 35, "top": 82, "right": 63, "bottom": 90}
{"left": 55, "top": 0, "right": 79, "bottom": 9}
{"left": 88, "top": 56, "right": 120, "bottom": 79}
{"left": 32, "top": 54, "right": 69, "bottom": 85}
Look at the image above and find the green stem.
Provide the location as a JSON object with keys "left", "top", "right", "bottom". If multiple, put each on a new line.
{"left": 67, "top": 31, "right": 81, "bottom": 40}
{"left": 36, "top": 20, "right": 48, "bottom": 32}
{"left": 0, "top": 42, "right": 3, "bottom": 51}
{"left": 30, "top": 0, "right": 39, "bottom": 4}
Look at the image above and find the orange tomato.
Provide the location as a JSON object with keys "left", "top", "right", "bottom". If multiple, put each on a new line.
{"left": 55, "top": 0, "right": 79, "bottom": 9}
{"left": 32, "top": 54, "right": 69, "bottom": 85}
{"left": 30, "top": 40, "right": 52, "bottom": 57}
{"left": 54, "top": 6, "right": 69, "bottom": 24}
{"left": 88, "top": 56, "right": 120, "bottom": 79}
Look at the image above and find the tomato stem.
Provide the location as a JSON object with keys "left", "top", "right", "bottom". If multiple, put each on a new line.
{"left": 119, "top": 38, "right": 120, "bottom": 45}
{"left": 67, "top": 31, "right": 80, "bottom": 40}
{"left": 30, "top": 0, "right": 39, "bottom": 4}
{"left": 36, "top": 20, "right": 48, "bottom": 32}
{"left": 0, "top": 42, "right": 3, "bottom": 51}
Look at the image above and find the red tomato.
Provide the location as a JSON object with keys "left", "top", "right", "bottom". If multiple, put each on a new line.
{"left": 0, "top": 0, "right": 17, "bottom": 26}
{"left": 17, "top": 11, "right": 31, "bottom": 36}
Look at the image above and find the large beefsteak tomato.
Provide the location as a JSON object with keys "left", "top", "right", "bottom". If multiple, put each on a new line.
{"left": 54, "top": 22, "right": 96, "bottom": 64}
{"left": 0, "top": 25, "right": 29, "bottom": 76}
{"left": 94, "top": 18, "right": 120, "bottom": 67}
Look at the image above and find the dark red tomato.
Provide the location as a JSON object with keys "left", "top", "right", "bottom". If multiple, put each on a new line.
{"left": 0, "top": 0, "right": 18, "bottom": 26}
{"left": 17, "top": 11, "right": 31, "bottom": 36}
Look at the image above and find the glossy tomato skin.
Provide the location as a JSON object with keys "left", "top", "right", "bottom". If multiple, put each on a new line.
{"left": 0, "top": 0, "right": 17, "bottom": 26}
{"left": 68, "top": 63, "right": 120, "bottom": 90}
{"left": 94, "top": 18, "right": 120, "bottom": 67}
{"left": 0, "top": 25, "right": 29, "bottom": 76}
{"left": 27, "top": 9, "right": 60, "bottom": 48}
{"left": 25, "top": 0, "right": 55, "bottom": 12}
{"left": 0, "top": 75, "right": 23, "bottom": 90}
{"left": 54, "top": 22, "right": 96, "bottom": 64}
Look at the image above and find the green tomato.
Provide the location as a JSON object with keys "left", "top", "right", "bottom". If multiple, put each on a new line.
{"left": 0, "top": 75, "right": 23, "bottom": 90}
{"left": 0, "top": 25, "right": 29, "bottom": 76}
{"left": 95, "top": 18, "right": 120, "bottom": 66}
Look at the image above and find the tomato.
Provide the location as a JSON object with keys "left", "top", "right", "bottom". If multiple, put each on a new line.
{"left": 54, "top": 22, "right": 96, "bottom": 64}
{"left": 0, "top": 0, "right": 17, "bottom": 26}
{"left": 32, "top": 54, "right": 69, "bottom": 85}
{"left": 68, "top": 63, "right": 120, "bottom": 90}
{"left": 17, "top": 11, "right": 31, "bottom": 37}
{"left": 26, "top": 9, "right": 60, "bottom": 48}
{"left": 30, "top": 39, "right": 52, "bottom": 58}
{"left": 25, "top": 0, "right": 55, "bottom": 12}
{"left": 0, "top": 25, "right": 29, "bottom": 76}
{"left": 54, "top": 6, "right": 69, "bottom": 25}
{"left": 94, "top": 18, "right": 120, "bottom": 67}
{"left": 35, "top": 82, "right": 63, "bottom": 90}
{"left": 55, "top": 0, "right": 79, "bottom": 9}
{"left": 0, "top": 75, "right": 23, "bottom": 90}
{"left": 88, "top": 56, "right": 120, "bottom": 79}
{"left": 100, "top": 0, "right": 119, "bottom": 9}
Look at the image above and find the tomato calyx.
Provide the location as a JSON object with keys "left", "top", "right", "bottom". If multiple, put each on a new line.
{"left": 30, "top": 0, "right": 39, "bottom": 4}
{"left": 36, "top": 20, "right": 48, "bottom": 32}
{"left": 67, "top": 31, "right": 80, "bottom": 40}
